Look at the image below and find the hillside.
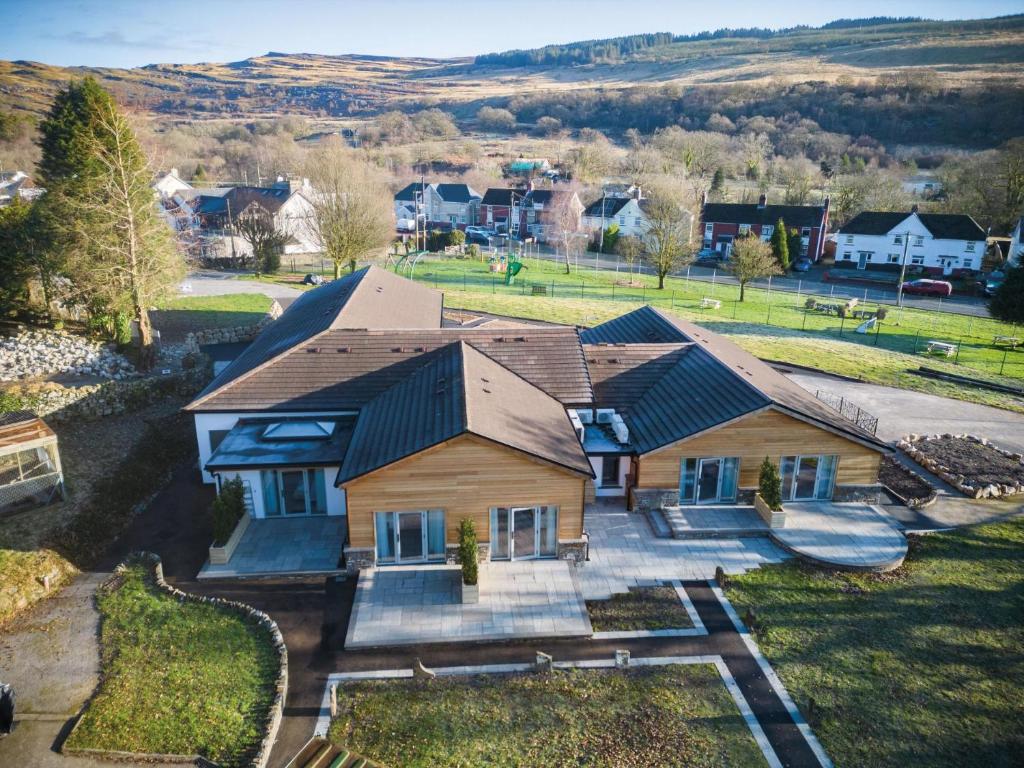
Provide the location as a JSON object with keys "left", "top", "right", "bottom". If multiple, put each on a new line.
{"left": 2, "top": 16, "right": 1022, "bottom": 116}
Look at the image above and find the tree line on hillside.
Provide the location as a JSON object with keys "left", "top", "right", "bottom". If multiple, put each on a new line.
{"left": 473, "top": 19, "right": 933, "bottom": 67}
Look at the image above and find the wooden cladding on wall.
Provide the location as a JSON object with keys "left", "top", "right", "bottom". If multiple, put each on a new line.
{"left": 343, "top": 434, "right": 587, "bottom": 549}
{"left": 636, "top": 408, "right": 881, "bottom": 490}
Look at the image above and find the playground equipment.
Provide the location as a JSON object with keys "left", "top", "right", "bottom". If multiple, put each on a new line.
{"left": 505, "top": 251, "right": 525, "bottom": 285}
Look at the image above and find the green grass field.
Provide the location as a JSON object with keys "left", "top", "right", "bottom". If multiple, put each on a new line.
{"left": 329, "top": 665, "right": 766, "bottom": 767}
{"left": 725, "top": 519, "right": 1024, "bottom": 768}
{"left": 66, "top": 562, "right": 280, "bottom": 767}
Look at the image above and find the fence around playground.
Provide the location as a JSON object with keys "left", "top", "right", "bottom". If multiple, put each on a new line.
{"left": 271, "top": 253, "right": 1024, "bottom": 382}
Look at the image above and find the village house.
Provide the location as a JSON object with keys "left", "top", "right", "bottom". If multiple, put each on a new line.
{"left": 581, "top": 187, "right": 650, "bottom": 239}
{"left": 518, "top": 186, "right": 584, "bottom": 243}
{"left": 835, "top": 208, "right": 987, "bottom": 277}
{"left": 1008, "top": 217, "right": 1023, "bottom": 268}
{"left": 393, "top": 181, "right": 481, "bottom": 232}
{"left": 185, "top": 268, "right": 888, "bottom": 578}
{"left": 0, "top": 171, "right": 44, "bottom": 208}
{"left": 478, "top": 187, "right": 525, "bottom": 234}
{"left": 701, "top": 194, "right": 830, "bottom": 261}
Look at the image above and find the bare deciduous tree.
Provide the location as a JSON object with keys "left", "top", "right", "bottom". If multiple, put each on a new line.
{"left": 642, "top": 186, "right": 695, "bottom": 289}
{"left": 303, "top": 143, "right": 393, "bottom": 278}
{"left": 615, "top": 235, "right": 644, "bottom": 284}
{"left": 728, "top": 234, "right": 782, "bottom": 302}
{"left": 546, "top": 188, "right": 585, "bottom": 274}
{"left": 234, "top": 203, "right": 288, "bottom": 273}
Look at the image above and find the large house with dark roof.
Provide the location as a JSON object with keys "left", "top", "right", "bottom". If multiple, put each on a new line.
{"left": 186, "top": 268, "right": 888, "bottom": 573}
{"left": 835, "top": 209, "right": 987, "bottom": 277}
{"left": 394, "top": 181, "right": 481, "bottom": 232}
{"left": 701, "top": 194, "right": 830, "bottom": 262}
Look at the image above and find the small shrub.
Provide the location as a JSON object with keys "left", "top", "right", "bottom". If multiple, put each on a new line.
{"left": 113, "top": 312, "right": 132, "bottom": 346}
{"left": 458, "top": 518, "right": 478, "bottom": 586}
{"left": 261, "top": 249, "right": 281, "bottom": 274}
{"left": 211, "top": 476, "right": 246, "bottom": 546}
{"left": 875, "top": 305, "right": 888, "bottom": 321}
{"left": 0, "top": 389, "right": 27, "bottom": 413}
{"left": 466, "top": 243, "right": 481, "bottom": 260}
{"left": 805, "top": 298, "right": 817, "bottom": 310}
{"left": 448, "top": 229, "right": 466, "bottom": 248}
{"left": 758, "top": 456, "right": 783, "bottom": 510}
{"left": 837, "top": 304, "right": 849, "bottom": 319}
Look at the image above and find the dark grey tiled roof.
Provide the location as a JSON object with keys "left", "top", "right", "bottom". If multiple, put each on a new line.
{"left": 481, "top": 188, "right": 526, "bottom": 206}
{"left": 702, "top": 202, "right": 827, "bottom": 229}
{"left": 584, "top": 343, "right": 691, "bottom": 407}
{"left": 337, "top": 341, "right": 591, "bottom": 484}
{"left": 580, "top": 305, "right": 691, "bottom": 345}
{"left": 581, "top": 307, "right": 889, "bottom": 453}
{"left": 187, "top": 266, "right": 443, "bottom": 410}
{"left": 394, "top": 182, "right": 428, "bottom": 202}
{"left": 583, "top": 197, "right": 632, "bottom": 218}
{"left": 436, "top": 183, "right": 481, "bottom": 203}
{"left": 189, "top": 326, "right": 592, "bottom": 412}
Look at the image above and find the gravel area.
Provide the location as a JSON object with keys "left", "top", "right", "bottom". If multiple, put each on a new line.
{"left": 0, "top": 328, "right": 136, "bottom": 382}
{"left": 910, "top": 436, "right": 1024, "bottom": 490}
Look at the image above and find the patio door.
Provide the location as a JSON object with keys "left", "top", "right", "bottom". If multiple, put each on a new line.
{"left": 280, "top": 470, "right": 308, "bottom": 515}
{"left": 263, "top": 468, "right": 328, "bottom": 517}
{"left": 490, "top": 506, "right": 559, "bottom": 560}
{"left": 780, "top": 455, "right": 839, "bottom": 501}
{"left": 680, "top": 458, "right": 739, "bottom": 504}
{"left": 374, "top": 510, "right": 446, "bottom": 564}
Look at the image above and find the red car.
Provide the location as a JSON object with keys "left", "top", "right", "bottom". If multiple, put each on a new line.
{"left": 900, "top": 278, "right": 953, "bottom": 298}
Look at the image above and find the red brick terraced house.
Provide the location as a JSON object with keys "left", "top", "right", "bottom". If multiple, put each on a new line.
{"left": 701, "top": 194, "right": 830, "bottom": 262}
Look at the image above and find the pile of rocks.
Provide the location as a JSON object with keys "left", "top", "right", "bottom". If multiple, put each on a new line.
{"left": 0, "top": 328, "right": 137, "bottom": 382}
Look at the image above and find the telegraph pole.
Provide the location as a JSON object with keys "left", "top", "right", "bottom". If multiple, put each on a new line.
{"left": 895, "top": 229, "right": 911, "bottom": 308}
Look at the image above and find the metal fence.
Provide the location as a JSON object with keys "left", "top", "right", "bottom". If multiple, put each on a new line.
{"left": 814, "top": 391, "right": 880, "bottom": 435}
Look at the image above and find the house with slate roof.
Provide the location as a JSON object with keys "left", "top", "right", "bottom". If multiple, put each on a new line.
{"left": 701, "top": 193, "right": 830, "bottom": 261}
{"left": 582, "top": 188, "right": 651, "bottom": 239}
{"left": 393, "top": 181, "right": 481, "bottom": 231}
{"left": 835, "top": 208, "right": 987, "bottom": 277}
{"left": 186, "top": 269, "right": 888, "bottom": 574}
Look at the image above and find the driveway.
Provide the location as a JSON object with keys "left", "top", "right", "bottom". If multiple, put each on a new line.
{"left": 787, "top": 370, "right": 1024, "bottom": 453}
{"left": 180, "top": 271, "right": 303, "bottom": 309}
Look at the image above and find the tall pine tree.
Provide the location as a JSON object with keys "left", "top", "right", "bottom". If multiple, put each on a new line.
{"left": 38, "top": 78, "right": 182, "bottom": 368}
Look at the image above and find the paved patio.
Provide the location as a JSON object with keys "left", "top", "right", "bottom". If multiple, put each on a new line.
{"left": 662, "top": 505, "right": 769, "bottom": 537}
{"left": 771, "top": 502, "right": 908, "bottom": 571}
{"left": 579, "top": 501, "right": 789, "bottom": 600}
{"left": 198, "top": 516, "right": 347, "bottom": 579}
{"left": 345, "top": 560, "right": 591, "bottom": 648}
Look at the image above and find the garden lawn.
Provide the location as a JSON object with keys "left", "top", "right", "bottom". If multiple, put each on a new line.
{"left": 151, "top": 293, "right": 272, "bottom": 341}
{"left": 587, "top": 585, "right": 694, "bottom": 631}
{"left": 329, "top": 665, "right": 766, "bottom": 767}
{"left": 65, "top": 563, "right": 279, "bottom": 767}
{"left": 725, "top": 518, "right": 1024, "bottom": 768}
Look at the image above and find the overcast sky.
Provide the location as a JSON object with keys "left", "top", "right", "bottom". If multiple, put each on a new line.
{"left": 1, "top": 0, "right": 1019, "bottom": 68}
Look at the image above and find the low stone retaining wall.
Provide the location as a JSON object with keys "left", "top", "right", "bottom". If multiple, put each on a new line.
{"left": 64, "top": 552, "right": 288, "bottom": 768}
{"left": 182, "top": 300, "right": 283, "bottom": 353}
{"left": 10, "top": 365, "right": 209, "bottom": 422}
{"left": 899, "top": 433, "right": 1024, "bottom": 499}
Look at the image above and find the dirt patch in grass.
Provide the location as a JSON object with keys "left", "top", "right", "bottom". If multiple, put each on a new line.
{"left": 329, "top": 665, "right": 765, "bottom": 767}
{"left": 878, "top": 456, "right": 936, "bottom": 506}
{"left": 911, "top": 436, "right": 1024, "bottom": 488}
{"left": 586, "top": 585, "right": 694, "bottom": 631}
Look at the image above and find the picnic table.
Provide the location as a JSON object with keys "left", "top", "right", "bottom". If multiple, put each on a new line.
{"left": 700, "top": 297, "right": 721, "bottom": 310}
{"left": 994, "top": 335, "right": 1021, "bottom": 348}
{"left": 925, "top": 340, "right": 956, "bottom": 357}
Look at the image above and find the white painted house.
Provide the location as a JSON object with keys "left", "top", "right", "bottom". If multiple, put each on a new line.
{"left": 1009, "top": 218, "right": 1023, "bottom": 268}
{"left": 835, "top": 209, "right": 987, "bottom": 277}
{"left": 393, "top": 182, "right": 480, "bottom": 231}
{"left": 152, "top": 168, "right": 193, "bottom": 199}
{"left": 582, "top": 190, "right": 650, "bottom": 238}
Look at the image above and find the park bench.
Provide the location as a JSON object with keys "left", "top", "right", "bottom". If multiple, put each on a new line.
{"left": 531, "top": 284, "right": 547, "bottom": 296}
{"left": 925, "top": 340, "right": 956, "bottom": 357}
{"left": 700, "top": 297, "right": 721, "bottom": 310}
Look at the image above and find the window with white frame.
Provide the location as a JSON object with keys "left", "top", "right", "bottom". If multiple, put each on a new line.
{"left": 911, "top": 254, "right": 925, "bottom": 265}
{"left": 913, "top": 235, "right": 924, "bottom": 247}
{"left": 762, "top": 224, "right": 774, "bottom": 238}
{"left": 888, "top": 253, "right": 900, "bottom": 264}
{"left": 965, "top": 241, "right": 976, "bottom": 252}
{"left": 801, "top": 227, "right": 811, "bottom": 237}
{"left": 963, "top": 258, "right": 973, "bottom": 269}
{"left": 738, "top": 224, "right": 751, "bottom": 236}
{"left": 842, "top": 251, "right": 853, "bottom": 260}
{"left": 845, "top": 234, "right": 854, "bottom": 244}
{"left": 893, "top": 234, "right": 903, "bottom": 245}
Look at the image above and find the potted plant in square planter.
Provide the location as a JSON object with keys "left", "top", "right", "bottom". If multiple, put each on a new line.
{"left": 208, "top": 476, "right": 249, "bottom": 565}
{"left": 458, "top": 518, "right": 479, "bottom": 604}
{"left": 754, "top": 456, "right": 786, "bottom": 528}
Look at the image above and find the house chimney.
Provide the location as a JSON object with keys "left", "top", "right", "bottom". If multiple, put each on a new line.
{"left": 632, "top": 185, "right": 642, "bottom": 200}
{"left": 700, "top": 190, "right": 707, "bottom": 208}
{"left": 757, "top": 193, "right": 767, "bottom": 209}
{"left": 526, "top": 179, "right": 535, "bottom": 193}
{"left": 170, "top": 167, "right": 179, "bottom": 177}
{"left": 911, "top": 203, "right": 919, "bottom": 214}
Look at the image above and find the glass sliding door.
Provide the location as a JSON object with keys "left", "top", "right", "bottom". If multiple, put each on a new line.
{"left": 280, "top": 470, "right": 308, "bottom": 515}
{"left": 512, "top": 507, "right": 537, "bottom": 559}
{"left": 781, "top": 455, "right": 839, "bottom": 501}
{"left": 398, "top": 511, "right": 425, "bottom": 562}
{"left": 681, "top": 457, "right": 740, "bottom": 504}
{"left": 261, "top": 468, "right": 329, "bottom": 516}
{"left": 374, "top": 510, "right": 446, "bottom": 564}
{"left": 490, "top": 506, "right": 559, "bottom": 560}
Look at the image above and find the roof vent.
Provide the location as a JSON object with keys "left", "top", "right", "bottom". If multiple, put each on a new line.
{"left": 414, "top": 346, "right": 426, "bottom": 352}
{"left": 391, "top": 346, "right": 405, "bottom": 353}
{"left": 607, "top": 358, "right": 619, "bottom": 364}
{"left": 336, "top": 346, "right": 350, "bottom": 353}
{"left": 306, "top": 347, "right": 321, "bottom": 353}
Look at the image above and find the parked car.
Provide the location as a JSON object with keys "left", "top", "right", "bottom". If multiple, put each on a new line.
{"left": 791, "top": 258, "right": 812, "bottom": 273}
{"left": 900, "top": 278, "right": 953, "bottom": 297}
{"left": 464, "top": 226, "right": 493, "bottom": 238}
{"left": 695, "top": 249, "right": 724, "bottom": 266}
{"left": 982, "top": 270, "right": 1006, "bottom": 297}
{"left": 302, "top": 273, "right": 324, "bottom": 286}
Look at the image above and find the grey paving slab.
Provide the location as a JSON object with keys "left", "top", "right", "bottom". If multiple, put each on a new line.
{"left": 346, "top": 561, "right": 591, "bottom": 648}
{"left": 199, "top": 516, "right": 346, "bottom": 578}
{"left": 771, "top": 502, "right": 907, "bottom": 570}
